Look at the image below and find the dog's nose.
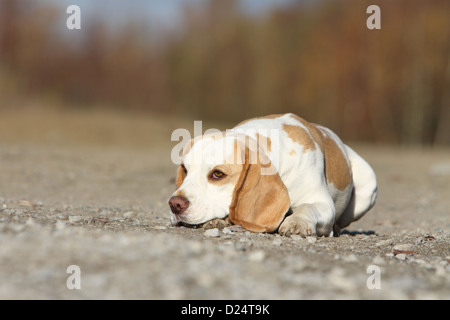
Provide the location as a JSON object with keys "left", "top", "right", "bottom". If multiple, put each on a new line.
{"left": 169, "top": 196, "right": 190, "bottom": 215}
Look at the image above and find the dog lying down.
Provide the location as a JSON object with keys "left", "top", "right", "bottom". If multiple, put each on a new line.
{"left": 169, "top": 113, "right": 377, "bottom": 237}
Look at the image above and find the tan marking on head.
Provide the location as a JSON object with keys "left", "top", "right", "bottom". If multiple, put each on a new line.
{"left": 207, "top": 164, "right": 243, "bottom": 186}
{"left": 289, "top": 149, "right": 296, "bottom": 155}
{"left": 175, "top": 136, "right": 201, "bottom": 189}
{"left": 176, "top": 164, "right": 186, "bottom": 189}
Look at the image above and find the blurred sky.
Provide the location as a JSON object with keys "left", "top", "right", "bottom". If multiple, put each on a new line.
{"left": 44, "top": 0, "right": 295, "bottom": 31}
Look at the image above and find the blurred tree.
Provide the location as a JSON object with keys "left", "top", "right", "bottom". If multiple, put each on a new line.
{"left": 0, "top": 0, "right": 448, "bottom": 145}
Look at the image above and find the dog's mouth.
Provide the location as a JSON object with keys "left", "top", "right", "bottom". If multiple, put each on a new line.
{"left": 173, "top": 216, "right": 232, "bottom": 229}
{"left": 174, "top": 221, "right": 204, "bottom": 229}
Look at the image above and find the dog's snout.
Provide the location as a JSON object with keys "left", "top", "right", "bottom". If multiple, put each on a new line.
{"left": 169, "top": 196, "right": 190, "bottom": 215}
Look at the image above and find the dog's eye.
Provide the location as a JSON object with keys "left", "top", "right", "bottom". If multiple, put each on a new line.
{"left": 211, "top": 170, "right": 225, "bottom": 180}
{"left": 181, "top": 164, "right": 187, "bottom": 175}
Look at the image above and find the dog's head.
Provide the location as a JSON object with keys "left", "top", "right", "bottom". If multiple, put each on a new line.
{"left": 168, "top": 132, "right": 290, "bottom": 232}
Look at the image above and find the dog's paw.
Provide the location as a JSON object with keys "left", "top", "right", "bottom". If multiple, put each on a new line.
{"left": 278, "top": 214, "right": 316, "bottom": 237}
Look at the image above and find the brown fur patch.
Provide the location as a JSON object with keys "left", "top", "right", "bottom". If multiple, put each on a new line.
{"left": 282, "top": 124, "right": 316, "bottom": 153}
{"left": 289, "top": 115, "right": 324, "bottom": 151}
{"left": 207, "top": 164, "right": 242, "bottom": 186}
{"left": 288, "top": 114, "right": 351, "bottom": 191}
{"left": 315, "top": 127, "right": 352, "bottom": 191}
{"left": 229, "top": 143, "right": 290, "bottom": 232}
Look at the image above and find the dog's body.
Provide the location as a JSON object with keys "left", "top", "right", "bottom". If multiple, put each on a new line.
{"left": 169, "top": 113, "right": 377, "bottom": 236}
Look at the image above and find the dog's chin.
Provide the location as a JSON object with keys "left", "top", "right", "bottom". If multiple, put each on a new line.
{"left": 172, "top": 216, "right": 231, "bottom": 229}
{"left": 174, "top": 220, "right": 205, "bottom": 229}
{"left": 170, "top": 214, "right": 208, "bottom": 228}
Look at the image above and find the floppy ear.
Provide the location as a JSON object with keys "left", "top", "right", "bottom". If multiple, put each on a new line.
{"left": 176, "top": 165, "right": 186, "bottom": 189}
{"left": 175, "top": 138, "right": 195, "bottom": 189}
{"left": 229, "top": 144, "right": 290, "bottom": 232}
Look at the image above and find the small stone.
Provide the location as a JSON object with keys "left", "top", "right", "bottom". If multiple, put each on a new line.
{"left": 395, "top": 253, "right": 407, "bottom": 261}
{"left": 215, "top": 219, "right": 228, "bottom": 230}
{"left": 248, "top": 250, "right": 266, "bottom": 262}
{"left": 375, "top": 239, "right": 393, "bottom": 247}
{"left": 290, "top": 235, "right": 303, "bottom": 241}
{"left": 55, "top": 220, "right": 66, "bottom": 230}
{"left": 69, "top": 216, "right": 83, "bottom": 223}
{"left": 204, "top": 228, "right": 220, "bottom": 238}
{"left": 272, "top": 238, "right": 282, "bottom": 246}
{"left": 393, "top": 244, "right": 414, "bottom": 252}
{"left": 18, "top": 200, "right": 34, "bottom": 208}
{"left": 306, "top": 236, "right": 317, "bottom": 244}
{"left": 123, "top": 211, "right": 137, "bottom": 218}
{"left": 222, "top": 227, "right": 233, "bottom": 235}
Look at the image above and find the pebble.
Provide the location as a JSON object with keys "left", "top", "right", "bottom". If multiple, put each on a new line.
{"left": 393, "top": 244, "right": 414, "bottom": 252}
{"left": 123, "top": 211, "right": 137, "bottom": 218}
{"left": 290, "top": 235, "right": 303, "bottom": 241}
{"left": 248, "top": 250, "right": 266, "bottom": 262}
{"left": 306, "top": 236, "right": 317, "bottom": 244}
{"left": 375, "top": 239, "right": 393, "bottom": 247}
{"left": 69, "top": 216, "right": 83, "bottom": 223}
{"left": 55, "top": 220, "right": 66, "bottom": 230}
{"left": 395, "top": 254, "right": 407, "bottom": 261}
{"left": 204, "top": 228, "right": 220, "bottom": 238}
{"left": 222, "top": 227, "right": 233, "bottom": 235}
{"left": 272, "top": 238, "right": 282, "bottom": 246}
{"left": 18, "top": 200, "right": 34, "bottom": 208}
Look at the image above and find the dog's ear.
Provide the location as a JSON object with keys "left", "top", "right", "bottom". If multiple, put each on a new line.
{"left": 229, "top": 142, "right": 290, "bottom": 232}
{"left": 176, "top": 164, "right": 186, "bottom": 189}
{"left": 175, "top": 139, "right": 195, "bottom": 189}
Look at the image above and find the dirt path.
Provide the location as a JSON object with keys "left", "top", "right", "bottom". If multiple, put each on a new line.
{"left": 0, "top": 111, "right": 449, "bottom": 299}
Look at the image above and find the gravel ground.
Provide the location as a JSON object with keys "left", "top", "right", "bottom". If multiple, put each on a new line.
{"left": 0, "top": 111, "right": 449, "bottom": 300}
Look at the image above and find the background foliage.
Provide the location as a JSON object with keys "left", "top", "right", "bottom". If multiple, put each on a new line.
{"left": 1, "top": 0, "right": 449, "bottom": 145}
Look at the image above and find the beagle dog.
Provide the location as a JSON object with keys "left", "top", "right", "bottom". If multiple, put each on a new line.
{"left": 169, "top": 113, "right": 377, "bottom": 237}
